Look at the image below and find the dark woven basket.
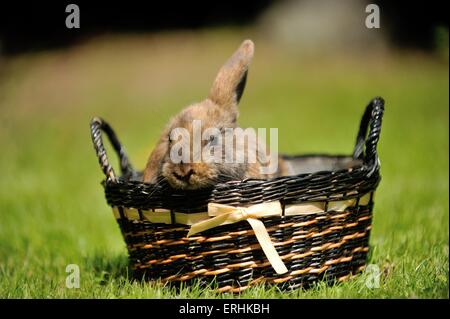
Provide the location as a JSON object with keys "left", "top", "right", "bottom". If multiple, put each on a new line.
{"left": 90, "top": 97, "right": 384, "bottom": 292}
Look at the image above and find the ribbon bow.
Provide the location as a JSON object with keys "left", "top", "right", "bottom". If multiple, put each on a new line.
{"left": 187, "top": 201, "right": 288, "bottom": 275}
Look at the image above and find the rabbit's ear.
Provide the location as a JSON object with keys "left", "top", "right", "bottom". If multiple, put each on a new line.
{"left": 208, "top": 39, "right": 254, "bottom": 108}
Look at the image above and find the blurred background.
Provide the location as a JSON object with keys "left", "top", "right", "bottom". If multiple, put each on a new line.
{"left": 0, "top": 0, "right": 448, "bottom": 298}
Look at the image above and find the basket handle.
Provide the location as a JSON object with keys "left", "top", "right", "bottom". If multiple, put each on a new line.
{"left": 90, "top": 117, "right": 133, "bottom": 182}
{"left": 352, "top": 97, "right": 385, "bottom": 170}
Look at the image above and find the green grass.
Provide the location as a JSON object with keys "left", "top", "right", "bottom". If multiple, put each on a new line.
{"left": 0, "top": 30, "right": 448, "bottom": 298}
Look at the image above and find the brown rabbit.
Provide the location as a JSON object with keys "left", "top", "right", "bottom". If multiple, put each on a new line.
{"left": 143, "top": 40, "right": 287, "bottom": 189}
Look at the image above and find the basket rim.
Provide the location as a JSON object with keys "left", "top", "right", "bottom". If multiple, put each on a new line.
{"left": 100, "top": 155, "right": 380, "bottom": 212}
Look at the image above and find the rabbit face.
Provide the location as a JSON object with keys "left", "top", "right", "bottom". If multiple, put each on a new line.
{"left": 160, "top": 99, "right": 246, "bottom": 189}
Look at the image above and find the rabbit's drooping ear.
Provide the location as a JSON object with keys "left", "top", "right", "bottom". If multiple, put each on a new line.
{"left": 208, "top": 39, "right": 254, "bottom": 108}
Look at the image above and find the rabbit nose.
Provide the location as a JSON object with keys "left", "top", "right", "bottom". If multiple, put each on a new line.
{"left": 173, "top": 169, "right": 194, "bottom": 182}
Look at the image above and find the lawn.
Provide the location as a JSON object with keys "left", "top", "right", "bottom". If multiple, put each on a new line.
{"left": 0, "top": 30, "right": 448, "bottom": 298}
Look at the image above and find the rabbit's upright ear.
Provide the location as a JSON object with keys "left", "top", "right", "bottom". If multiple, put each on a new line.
{"left": 208, "top": 39, "right": 254, "bottom": 108}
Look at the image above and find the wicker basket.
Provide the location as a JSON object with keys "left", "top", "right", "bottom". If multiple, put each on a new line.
{"left": 90, "top": 97, "right": 384, "bottom": 292}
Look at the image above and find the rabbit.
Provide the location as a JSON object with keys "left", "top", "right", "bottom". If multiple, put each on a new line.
{"left": 143, "top": 39, "right": 288, "bottom": 189}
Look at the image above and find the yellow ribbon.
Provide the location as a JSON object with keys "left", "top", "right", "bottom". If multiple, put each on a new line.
{"left": 187, "top": 201, "right": 288, "bottom": 275}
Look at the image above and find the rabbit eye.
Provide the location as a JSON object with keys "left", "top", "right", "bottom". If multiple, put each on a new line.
{"left": 209, "top": 135, "right": 218, "bottom": 146}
